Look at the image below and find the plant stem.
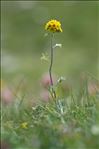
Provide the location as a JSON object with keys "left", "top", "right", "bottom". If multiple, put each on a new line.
{"left": 49, "top": 33, "right": 56, "bottom": 98}
{"left": 49, "top": 33, "right": 54, "bottom": 86}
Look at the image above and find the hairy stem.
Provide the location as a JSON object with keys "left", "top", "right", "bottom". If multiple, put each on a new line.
{"left": 49, "top": 33, "right": 56, "bottom": 98}
{"left": 49, "top": 33, "right": 54, "bottom": 86}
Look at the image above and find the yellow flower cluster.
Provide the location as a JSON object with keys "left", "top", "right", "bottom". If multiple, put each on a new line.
{"left": 20, "top": 122, "right": 28, "bottom": 129}
{"left": 45, "top": 19, "right": 63, "bottom": 33}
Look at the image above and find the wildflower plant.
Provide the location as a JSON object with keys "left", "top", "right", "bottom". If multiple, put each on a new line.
{"left": 44, "top": 19, "right": 63, "bottom": 99}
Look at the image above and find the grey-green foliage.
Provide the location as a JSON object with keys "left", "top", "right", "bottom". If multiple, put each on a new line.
{"left": 2, "top": 85, "right": 99, "bottom": 149}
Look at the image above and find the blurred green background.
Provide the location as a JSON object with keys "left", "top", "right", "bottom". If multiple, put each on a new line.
{"left": 1, "top": 1, "right": 99, "bottom": 93}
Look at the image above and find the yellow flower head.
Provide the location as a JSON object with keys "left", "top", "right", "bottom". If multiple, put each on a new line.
{"left": 20, "top": 122, "right": 28, "bottom": 129}
{"left": 45, "top": 19, "right": 63, "bottom": 33}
